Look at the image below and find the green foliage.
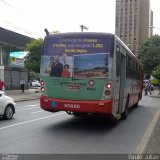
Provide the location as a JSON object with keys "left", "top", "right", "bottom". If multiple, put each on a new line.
{"left": 28, "top": 71, "right": 40, "bottom": 81}
{"left": 138, "top": 35, "right": 160, "bottom": 76}
{"left": 150, "top": 79, "right": 159, "bottom": 85}
{"left": 25, "top": 38, "right": 43, "bottom": 73}
{"left": 152, "top": 65, "right": 160, "bottom": 82}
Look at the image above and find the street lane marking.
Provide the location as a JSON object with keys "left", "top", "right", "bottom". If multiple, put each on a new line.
{"left": 135, "top": 111, "right": 160, "bottom": 154}
{"left": 16, "top": 106, "right": 39, "bottom": 111}
{"left": 16, "top": 104, "right": 39, "bottom": 109}
{"left": 31, "top": 110, "right": 44, "bottom": 114}
{"left": 0, "top": 112, "right": 65, "bottom": 130}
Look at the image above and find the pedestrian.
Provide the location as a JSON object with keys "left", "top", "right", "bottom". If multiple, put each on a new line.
{"left": 150, "top": 83, "right": 154, "bottom": 93}
{"left": 144, "top": 83, "right": 147, "bottom": 95}
{"left": 0, "top": 79, "right": 5, "bottom": 91}
{"left": 20, "top": 78, "right": 25, "bottom": 93}
{"left": 144, "top": 82, "right": 152, "bottom": 95}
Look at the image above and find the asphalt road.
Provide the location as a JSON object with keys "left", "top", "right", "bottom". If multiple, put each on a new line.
{"left": 0, "top": 96, "right": 159, "bottom": 155}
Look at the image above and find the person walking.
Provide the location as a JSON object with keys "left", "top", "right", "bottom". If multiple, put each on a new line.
{"left": 144, "top": 82, "right": 152, "bottom": 95}
{"left": 20, "top": 78, "right": 25, "bottom": 93}
{"left": 0, "top": 79, "right": 5, "bottom": 91}
{"left": 150, "top": 83, "right": 154, "bottom": 94}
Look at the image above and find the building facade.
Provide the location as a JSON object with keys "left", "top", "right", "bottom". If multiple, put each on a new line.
{"left": 115, "top": 0, "right": 153, "bottom": 55}
{"left": 0, "top": 27, "right": 33, "bottom": 90}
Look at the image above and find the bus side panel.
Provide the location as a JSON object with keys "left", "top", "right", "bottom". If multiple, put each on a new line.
{"left": 40, "top": 95, "right": 113, "bottom": 114}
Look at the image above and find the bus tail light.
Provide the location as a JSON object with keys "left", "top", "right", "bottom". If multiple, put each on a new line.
{"left": 106, "top": 83, "right": 111, "bottom": 89}
{"left": 41, "top": 80, "right": 45, "bottom": 86}
{"left": 105, "top": 90, "right": 111, "bottom": 96}
{"left": 41, "top": 87, "right": 45, "bottom": 92}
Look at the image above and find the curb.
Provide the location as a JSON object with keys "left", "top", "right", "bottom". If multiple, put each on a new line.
{"left": 150, "top": 95, "right": 160, "bottom": 98}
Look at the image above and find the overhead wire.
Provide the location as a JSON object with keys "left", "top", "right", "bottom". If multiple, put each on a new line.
{"left": 0, "top": 0, "right": 44, "bottom": 38}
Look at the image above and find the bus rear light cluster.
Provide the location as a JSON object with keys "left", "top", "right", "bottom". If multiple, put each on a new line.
{"left": 41, "top": 87, "right": 45, "bottom": 92}
{"left": 41, "top": 80, "right": 45, "bottom": 86}
{"left": 105, "top": 90, "right": 111, "bottom": 96}
{"left": 106, "top": 83, "right": 112, "bottom": 89}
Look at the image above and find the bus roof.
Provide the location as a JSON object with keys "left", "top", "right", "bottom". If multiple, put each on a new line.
{"left": 44, "top": 32, "right": 115, "bottom": 39}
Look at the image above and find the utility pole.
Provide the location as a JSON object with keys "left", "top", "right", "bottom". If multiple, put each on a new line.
{"left": 80, "top": 25, "right": 89, "bottom": 32}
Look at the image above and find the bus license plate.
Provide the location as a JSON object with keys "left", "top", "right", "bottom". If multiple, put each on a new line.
{"left": 67, "top": 84, "right": 80, "bottom": 91}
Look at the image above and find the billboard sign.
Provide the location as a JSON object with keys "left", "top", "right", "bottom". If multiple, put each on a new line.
{"left": 10, "top": 51, "right": 27, "bottom": 68}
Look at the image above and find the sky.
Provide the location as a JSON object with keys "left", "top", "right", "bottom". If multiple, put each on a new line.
{"left": 0, "top": 0, "right": 160, "bottom": 38}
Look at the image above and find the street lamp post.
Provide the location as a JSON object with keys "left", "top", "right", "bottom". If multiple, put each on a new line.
{"left": 149, "top": 26, "right": 160, "bottom": 30}
{"left": 149, "top": 26, "right": 160, "bottom": 35}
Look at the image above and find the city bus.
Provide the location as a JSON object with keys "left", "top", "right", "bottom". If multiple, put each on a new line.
{"left": 40, "top": 32, "right": 143, "bottom": 120}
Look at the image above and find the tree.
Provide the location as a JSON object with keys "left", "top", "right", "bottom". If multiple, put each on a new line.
{"left": 138, "top": 35, "right": 160, "bottom": 77}
{"left": 152, "top": 65, "right": 160, "bottom": 82}
{"left": 25, "top": 38, "right": 43, "bottom": 73}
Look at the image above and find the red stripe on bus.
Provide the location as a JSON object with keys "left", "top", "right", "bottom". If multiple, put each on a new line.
{"left": 40, "top": 95, "right": 112, "bottom": 114}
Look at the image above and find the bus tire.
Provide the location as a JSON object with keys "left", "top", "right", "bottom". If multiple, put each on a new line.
{"left": 121, "top": 96, "right": 129, "bottom": 120}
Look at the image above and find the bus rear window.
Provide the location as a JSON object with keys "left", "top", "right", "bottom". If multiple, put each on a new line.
{"left": 73, "top": 53, "right": 109, "bottom": 78}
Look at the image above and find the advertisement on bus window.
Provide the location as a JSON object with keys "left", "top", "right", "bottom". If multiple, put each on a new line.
{"left": 40, "top": 37, "right": 113, "bottom": 78}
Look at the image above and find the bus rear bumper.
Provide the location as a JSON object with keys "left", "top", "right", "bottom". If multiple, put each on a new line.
{"left": 40, "top": 95, "right": 112, "bottom": 114}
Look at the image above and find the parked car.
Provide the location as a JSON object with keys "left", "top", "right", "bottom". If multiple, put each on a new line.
{"left": 31, "top": 80, "right": 41, "bottom": 87}
{"left": 0, "top": 91, "right": 16, "bottom": 120}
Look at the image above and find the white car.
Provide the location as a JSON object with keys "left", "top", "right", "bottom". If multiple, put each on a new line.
{"left": 31, "top": 80, "right": 41, "bottom": 87}
{"left": 0, "top": 91, "right": 16, "bottom": 120}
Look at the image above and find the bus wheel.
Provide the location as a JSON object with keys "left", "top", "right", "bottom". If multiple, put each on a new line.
{"left": 121, "top": 97, "right": 129, "bottom": 120}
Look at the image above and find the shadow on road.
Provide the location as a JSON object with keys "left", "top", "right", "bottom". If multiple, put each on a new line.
{"left": 44, "top": 106, "right": 139, "bottom": 134}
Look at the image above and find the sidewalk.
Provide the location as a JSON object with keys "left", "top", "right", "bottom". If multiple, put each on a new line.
{"left": 149, "top": 89, "right": 160, "bottom": 98}
{"left": 145, "top": 90, "right": 160, "bottom": 153}
{"left": 5, "top": 88, "right": 41, "bottom": 102}
{"left": 145, "top": 114, "right": 160, "bottom": 153}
